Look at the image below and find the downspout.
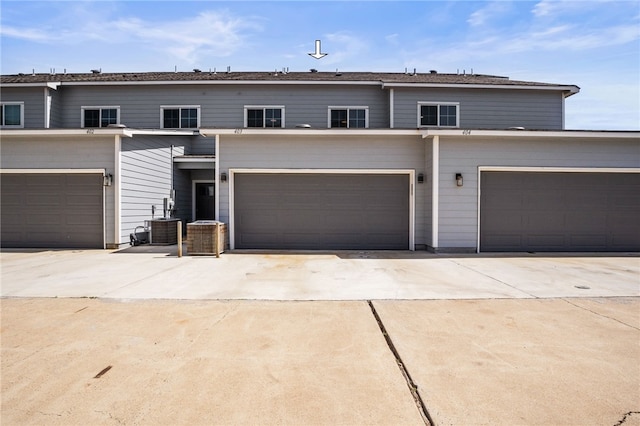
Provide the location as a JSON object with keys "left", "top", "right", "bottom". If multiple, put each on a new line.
{"left": 43, "top": 87, "right": 52, "bottom": 128}
{"left": 215, "top": 134, "right": 220, "bottom": 221}
{"left": 432, "top": 135, "right": 439, "bottom": 250}
{"left": 389, "top": 88, "right": 395, "bottom": 128}
{"left": 114, "top": 135, "right": 122, "bottom": 247}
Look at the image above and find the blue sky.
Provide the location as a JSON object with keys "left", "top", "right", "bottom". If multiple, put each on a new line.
{"left": 1, "top": 0, "right": 639, "bottom": 130}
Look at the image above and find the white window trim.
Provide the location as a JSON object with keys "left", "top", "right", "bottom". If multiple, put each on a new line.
{"left": 1, "top": 102, "right": 25, "bottom": 128}
{"left": 417, "top": 102, "right": 460, "bottom": 128}
{"left": 81, "top": 106, "right": 120, "bottom": 128}
{"left": 160, "top": 105, "right": 201, "bottom": 129}
{"left": 243, "top": 105, "right": 285, "bottom": 128}
{"left": 327, "top": 106, "right": 369, "bottom": 128}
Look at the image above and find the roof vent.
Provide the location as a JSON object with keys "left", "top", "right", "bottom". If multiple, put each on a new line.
{"left": 508, "top": 127, "right": 526, "bottom": 130}
{"left": 430, "top": 70, "right": 437, "bottom": 74}
{"left": 107, "top": 123, "right": 127, "bottom": 128}
{"left": 193, "top": 68, "right": 201, "bottom": 73}
{"left": 226, "top": 66, "right": 231, "bottom": 74}
{"left": 295, "top": 124, "right": 312, "bottom": 128}
{"left": 335, "top": 68, "right": 342, "bottom": 76}
{"left": 91, "top": 68, "right": 101, "bottom": 74}
{"left": 310, "top": 68, "right": 318, "bottom": 73}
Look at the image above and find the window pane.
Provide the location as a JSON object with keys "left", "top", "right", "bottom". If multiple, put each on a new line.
{"left": 440, "top": 105, "right": 457, "bottom": 127}
{"left": 247, "top": 109, "right": 263, "bottom": 127}
{"left": 348, "top": 109, "right": 366, "bottom": 128}
{"left": 181, "top": 108, "right": 198, "bottom": 128}
{"left": 331, "top": 109, "right": 347, "bottom": 128}
{"left": 163, "top": 109, "right": 179, "bottom": 128}
{"left": 84, "top": 109, "right": 100, "bottom": 127}
{"left": 0, "top": 106, "right": 3, "bottom": 125}
{"left": 420, "top": 105, "right": 438, "bottom": 126}
{"left": 101, "top": 108, "right": 118, "bottom": 127}
{"left": 265, "top": 108, "right": 282, "bottom": 128}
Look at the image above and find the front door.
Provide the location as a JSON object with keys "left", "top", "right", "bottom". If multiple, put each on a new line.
{"left": 195, "top": 182, "right": 215, "bottom": 220}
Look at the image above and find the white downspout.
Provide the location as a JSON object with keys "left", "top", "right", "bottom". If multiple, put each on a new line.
{"left": 43, "top": 87, "right": 52, "bottom": 128}
{"left": 389, "top": 88, "right": 395, "bottom": 129}
{"left": 432, "top": 135, "right": 439, "bottom": 250}
{"left": 114, "top": 135, "right": 122, "bottom": 246}
{"left": 215, "top": 134, "right": 220, "bottom": 221}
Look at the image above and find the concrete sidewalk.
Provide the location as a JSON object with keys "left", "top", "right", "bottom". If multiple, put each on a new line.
{"left": 1, "top": 297, "right": 638, "bottom": 426}
{"left": 1, "top": 248, "right": 638, "bottom": 300}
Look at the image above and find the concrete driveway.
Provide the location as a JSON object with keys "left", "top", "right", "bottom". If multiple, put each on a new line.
{"left": 1, "top": 248, "right": 639, "bottom": 425}
{"left": 1, "top": 247, "right": 638, "bottom": 300}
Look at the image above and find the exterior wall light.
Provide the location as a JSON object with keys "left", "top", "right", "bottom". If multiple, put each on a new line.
{"left": 417, "top": 173, "right": 425, "bottom": 184}
{"left": 455, "top": 173, "right": 463, "bottom": 187}
{"left": 103, "top": 173, "right": 113, "bottom": 186}
{"left": 220, "top": 172, "right": 227, "bottom": 183}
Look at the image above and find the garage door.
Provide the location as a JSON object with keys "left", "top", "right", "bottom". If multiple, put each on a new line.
{"left": 480, "top": 171, "right": 640, "bottom": 252}
{"left": 234, "top": 173, "right": 410, "bottom": 249}
{"left": 1, "top": 173, "right": 104, "bottom": 248}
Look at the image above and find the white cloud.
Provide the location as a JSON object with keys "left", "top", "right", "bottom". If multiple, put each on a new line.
{"left": 0, "top": 10, "right": 262, "bottom": 64}
{"left": 468, "top": 1, "right": 512, "bottom": 27}
{"left": 322, "top": 31, "right": 369, "bottom": 66}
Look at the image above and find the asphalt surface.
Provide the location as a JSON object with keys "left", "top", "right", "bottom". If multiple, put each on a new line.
{"left": 1, "top": 248, "right": 639, "bottom": 425}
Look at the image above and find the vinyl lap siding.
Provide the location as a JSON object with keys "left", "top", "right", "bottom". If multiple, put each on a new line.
{"left": 0, "top": 136, "right": 117, "bottom": 246}
{"left": 393, "top": 88, "right": 563, "bottom": 130}
{"left": 438, "top": 137, "right": 640, "bottom": 250}
{"left": 56, "top": 84, "right": 388, "bottom": 129}
{"left": 218, "top": 134, "right": 426, "bottom": 246}
{"left": 0, "top": 87, "right": 44, "bottom": 128}
{"left": 119, "top": 135, "right": 188, "bottom": 242}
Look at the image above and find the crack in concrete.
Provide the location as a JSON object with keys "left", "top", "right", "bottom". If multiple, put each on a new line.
{"left": 563, "top": 299, "right": 640, "bottom": 331}
{"left": 613, "top": 411, "right": 640, "bottom": 426}
{"left": 368, "top": 301, "right": 434, "bottom": 426}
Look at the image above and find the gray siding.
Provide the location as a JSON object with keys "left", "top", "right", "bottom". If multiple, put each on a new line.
{"left": 0, "top": 87, "right": 45, "bottom": 128}
{"left": 437, "top": 136, "right": 640, "bottom": 250}
{"left": 119, "top": 135, "right": 189, "bottom": 243}
{"left": 49, "top": 89, "right": 64, "bottom": 128}
{"left": 56, "top": 84, "right": 389, "bottom": 129}
{"left": 0, "top": 136, "right": 117, "bottom": 246}
{"left": 393, "top": 88, "right": 564, "bottom": 130}
{"left": 218, "top": 134, "right": 426, "bottom": 246}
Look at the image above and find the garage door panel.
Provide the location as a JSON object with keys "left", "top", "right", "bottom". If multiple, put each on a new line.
{"left": 481, "top": 171, "right": 640, "bottom": 252}
{"left": 1, "top": 173, "right": 104, "bottom": 248}
{"left": 234, "top": 173, "right": 409, "bottom": 250}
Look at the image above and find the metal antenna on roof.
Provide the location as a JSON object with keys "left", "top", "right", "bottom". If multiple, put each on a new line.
{"left": 227, "top": 66, "right": 231, "bottom": 74}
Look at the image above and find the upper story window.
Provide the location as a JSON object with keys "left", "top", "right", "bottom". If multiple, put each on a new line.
{"left": 328, "top": 107, "right": 368, "bottom": 128}
{"left": 81, "top": 106, "right": 120, "bottom": 128}
{"left": 161, "top": 106, "right": 200, "bottom": 129}
{"left": 1, "top": 102, "right": 24, "bottom": 128}
{"left": 244, "top": 106, "right": 285, "bottom": 128}
{"left": 418, "top": 102, "right": 459, "bottom": 127}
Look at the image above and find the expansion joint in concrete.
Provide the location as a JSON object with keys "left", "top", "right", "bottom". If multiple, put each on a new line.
{"left": 367, "top": 301, "right": 434, "bottom": 426}
{"left": 562, "top": 299, "right": 640, "bottom": 331}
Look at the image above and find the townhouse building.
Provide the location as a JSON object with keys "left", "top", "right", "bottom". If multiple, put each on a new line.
{"left": 1, "top": 70, "right": 638, "bottom": 252}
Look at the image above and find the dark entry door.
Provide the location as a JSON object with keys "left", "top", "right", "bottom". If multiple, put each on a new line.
{"left": 195, "top": 182, "right": 215, "bottom": 220}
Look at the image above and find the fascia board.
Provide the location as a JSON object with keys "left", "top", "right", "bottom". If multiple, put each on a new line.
{"left": 200, "top": 128, "right": 421, "bottom": 137}
{"left": 0, "top": 128, "right": 133, "bottom": 137}
{"left": 421, "top": 129, "right": 640, "bottom": 139}
{"left": 383, "top": 82, "right": 580, "bottom": 95}
{"left": 57, "top": 80, "right": 382, "bottom": 87}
